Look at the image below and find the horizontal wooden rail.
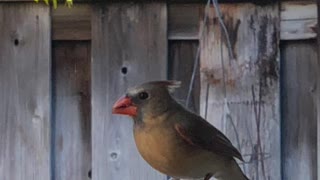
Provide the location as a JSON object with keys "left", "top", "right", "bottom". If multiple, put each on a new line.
{"left": 3, "top": 1, "right": 315, "bottom": 40}
{"left": 0, "top": 0, "right": 277, "bottom": 3}
{"left": 281, "top": 1, "right": 317, "bottom": 40}
{"left": 169, "top": 1, "right": 318, "bottom": 40}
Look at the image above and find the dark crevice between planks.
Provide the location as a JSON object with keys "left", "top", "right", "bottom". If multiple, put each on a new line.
{"left": 52, "top": 41, "right": 92, "bottom": 180}
{"left": 168, "top": 40, "right": 200, "bottom": 114}
{"left": 167, "top": 40, "right": 200, "bottom": 180}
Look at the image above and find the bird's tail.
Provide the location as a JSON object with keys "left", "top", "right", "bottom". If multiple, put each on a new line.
{"left": 215, "top": 159, "right": 249, "bottom": 180}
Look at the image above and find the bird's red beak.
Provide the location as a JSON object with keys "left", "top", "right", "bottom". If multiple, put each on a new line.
{"left": 112, "top": 96, "right": 137, "bottom": 117}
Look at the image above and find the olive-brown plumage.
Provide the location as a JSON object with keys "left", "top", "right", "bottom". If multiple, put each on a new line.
{"left": 112, "top": 81, "right": 249, "bottom": 180}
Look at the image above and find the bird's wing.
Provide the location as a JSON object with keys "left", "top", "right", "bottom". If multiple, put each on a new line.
{"left": 174, "top": 115, "right": 243, "bottom": 161}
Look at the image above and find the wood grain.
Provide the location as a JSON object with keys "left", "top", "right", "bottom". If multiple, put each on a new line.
{"left": 281, "top": 40, "right": 317, "bottom": 180}
{"left": 0, "top": 0, "right": 278, "bottom": 3}
{"left": 91, "top": 3, "right": 167, "bottom": 180}
{"left": 52, "top": 41, "right": 91, "bottom": 180}
{"left": 318, "top": 1, "right": 320, "bottom": 179}
{"left": 168, "top": 41, "right": 200, "bottom": 113}
{"left": 168, "top": 5, "right": 201, "bottom": 40}
{"left": 48, "top": 2, "right": 316, "bottom": 40}
{"left": 199, "top": 3, "right": 280, "bottom": 180}
{"left": 280, "top": 1, "right": 317, "bottom": 40}
{"left": 0, "top": 4, "right": 51, "bottom": 180}
{"left": 281, "top": 1, "right": 317, "bottom": 20}
{"left": 52, "top": 4, "right": 91, "bottom": 40}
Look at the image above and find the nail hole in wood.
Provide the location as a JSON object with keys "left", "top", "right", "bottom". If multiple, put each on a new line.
{"left": 88, "top": 170, "right": 91, "bottom": 178}
{"left": 121, "top": 67, "right": 128, "bottom": 75}
{"left": 14, "top": 39, "right": 19, "bottom": 46}
{"left": 110, "top": 152, "right": 118, "bottom": 160}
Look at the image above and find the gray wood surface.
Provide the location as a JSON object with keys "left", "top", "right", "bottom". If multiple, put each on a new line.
{"left": 316, "top": 1, "right": 320, "bottom": 180}
{"left": 168, "top": 41, "right": 200, "bottom": 113}
{"left": 0, "top": 0, "right": 278, "bottom": 3}
{"left": 91, "top": 3, "right": 167, "bottom": 180}
{"left": 199, "top": 3, "right": 280, "bottom": 180}
{"left": 0, "top": 4, "right": 51, "bottom": 180}
{"left": 281, "top": 41, "right": 317, "bottom": 180}
{"left": 280, "top": 1, "right": 317, "bottom": 40}
{"left": 52, "top": 41, "right": 92, "bottom": 180}
{"left": 48, "top": 2, "right": 317, "bottom": 41}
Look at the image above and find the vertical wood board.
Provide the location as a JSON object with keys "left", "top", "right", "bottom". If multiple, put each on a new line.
{"left": 91, "top": 3, "right": 167, "bottom": 180}
{"left": 281, "top": 40, "right": 317, "bottom": 180}
{"left": 317, "top": 1, "right": 320, "bottom": 179}
{"left": 0, "top": 4, "right": 51, "bottom": 180}
{"left": 200, "top": 4, "right": 280, "bottom": 180}
{"left": 52, "top": 41, "right": 92, "bottom": 180}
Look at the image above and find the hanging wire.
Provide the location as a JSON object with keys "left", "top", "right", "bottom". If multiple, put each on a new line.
{"left": 204, "top": 84, "right": 210, "bottom": 119}
{"left": 186, "top": 0, "right": 235, "bottom": 107}
{"left": 172, "top": 2, "right": 212, "bottom": 180}
{"left": 211, "top": 0, "right": 235, "bottom": 61}
{"left": 185, "top": 0, "right": 251, "bottom": 171}
{"left": 185, "top": 0, "right": 211, "bottom": 108}
{"left": 216, "top": 10, "right": 245, "bottom": 171}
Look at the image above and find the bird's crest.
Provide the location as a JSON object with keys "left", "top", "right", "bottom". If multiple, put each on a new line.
{"left": 148, "top": 80, "right": 181, "bottom": 93}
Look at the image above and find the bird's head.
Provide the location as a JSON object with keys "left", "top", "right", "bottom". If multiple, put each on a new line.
{"left": 112, "top": 80, "right": 181, "bottom": 119}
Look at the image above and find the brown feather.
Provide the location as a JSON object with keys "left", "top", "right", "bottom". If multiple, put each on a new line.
{"left": 117, "top": 80, "right": 248, "bottom": 179}
{"left": 174, "top": 114, "right": 244, "bottom": 161}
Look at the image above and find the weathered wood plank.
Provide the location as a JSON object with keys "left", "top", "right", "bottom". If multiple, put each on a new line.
{"left": 281, "top": 40, "right": 317, "bottom": 180}
{"left": 48, "top": 2, "right": 316, "bottom": 40}
{"left": 280, "top": 1, "right": 317, "bottom": 40}
{"left": 0, "top": 4, "right": 51, "bottom": 180}
{"left": 52, "top": 5, "right": 91, "bottom": 40}
{"left": 281, "top": 1, "right": 317, "bottom": 20}
{"left": 317, "top": 1, "right": 320, "bottom": 179}
{"left": 91, "top": 3, "right": 167, "bottom": 180}
{"left": 168, "top": 41, "right": 200, "bottom": 113}
{"left": 280, "top": 19, "right": 317, "bottom": 40}
{"left": 200, "top": 3, "right": 280, "bottom": 180}
{"left": 52, "top": 41, "right": 91, "bottom": 180}
{"left": 0, "top": 0, "right": 277, "bottom": 3}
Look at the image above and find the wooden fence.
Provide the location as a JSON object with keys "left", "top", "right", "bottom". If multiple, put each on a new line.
{"left": 0, "top": 1, "right": 318, "bottom": 180}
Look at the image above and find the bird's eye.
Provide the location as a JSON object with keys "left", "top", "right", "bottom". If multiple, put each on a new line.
{"left": 138, "top": 91, "right": 149, "bottom": 100}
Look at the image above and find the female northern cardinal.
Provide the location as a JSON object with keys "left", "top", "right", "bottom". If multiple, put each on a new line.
{"left": 112, "top": 81, "right": 249, "bottom": 180}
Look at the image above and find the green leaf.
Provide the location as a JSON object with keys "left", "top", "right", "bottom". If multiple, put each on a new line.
{"left": 53, "top": 0, "right": 58, "bottom": 9}
{"left": 66, "top": 0, "right": 73, "bottom": 8}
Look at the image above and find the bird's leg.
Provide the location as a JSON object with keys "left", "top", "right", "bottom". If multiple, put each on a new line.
{"left": 204, "top": 173, "right": 213, "bottom": 180}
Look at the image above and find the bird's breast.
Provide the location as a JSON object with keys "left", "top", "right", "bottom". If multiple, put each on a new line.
{"left": 133, "top": 124, "right": 215, "bottom": 179}
{"left": 134, "top": 125, "right": 178, "bottom": 172}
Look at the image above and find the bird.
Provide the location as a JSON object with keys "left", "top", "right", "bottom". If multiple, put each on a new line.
{"left": 112, "top": 80, "right": 249, "bottom": 180}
